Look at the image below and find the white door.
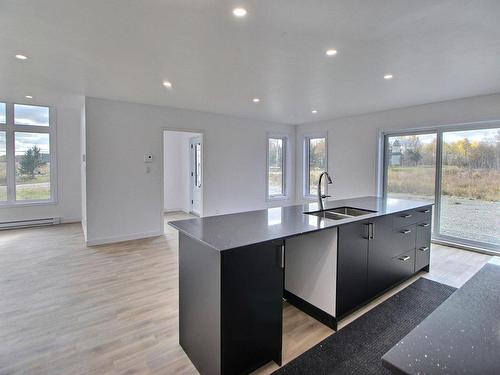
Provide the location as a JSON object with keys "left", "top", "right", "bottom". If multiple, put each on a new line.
{"left": 189, "top": 136, "right": 202, "bottom": 216}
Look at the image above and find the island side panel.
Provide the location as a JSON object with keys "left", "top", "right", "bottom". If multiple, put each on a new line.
{"left": 179, "top": 232, "right": 221, "bottom": 375}
{"left": 221, "top": 240, "right": 284, "bottom": 374}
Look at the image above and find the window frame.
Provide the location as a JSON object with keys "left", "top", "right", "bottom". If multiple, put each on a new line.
{"left": 303, "top": 132, "right": 328, "bottom": 199}
{"left": 379, "top": 120, "right": 500, "bottom": 254}
{"left": 266, "top": 133, "right": 288, "bottom": 201}
{"left": 0, "top": 101, "right": 57, "bottom": 207}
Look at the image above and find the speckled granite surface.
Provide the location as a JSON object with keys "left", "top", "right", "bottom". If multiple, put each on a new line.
{"left": 272, "top": 278, "right": 455, "bottom": 374}
{"left": 169, "top": 196, "right": 432, "bottom": 251}
{"left": 382, "top": 262, "right": 500, "bottom": 374}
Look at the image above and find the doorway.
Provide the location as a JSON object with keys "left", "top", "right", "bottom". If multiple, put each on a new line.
{"left": 163, "top": 130, "right": 203, "bottom": 219}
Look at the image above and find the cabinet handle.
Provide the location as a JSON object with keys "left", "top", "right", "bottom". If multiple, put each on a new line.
{"left": 419, "top": 246, "right": 429, "bottom": 252}
{"left": 400, "top": 229, "right": 412, "bottom": 234}
{"left": 371, "top": 222, "right": 375, "bottom": 239}
{"left": 420, "top": 209, "right": 430, "bottom": 213}
{"left": 280, "top": 245, "right": 285, "bottom": 269}
{"left": 399, "top": 255, "right": 411, "bottom": 262}
{"left": 419, "top": 223, "right": 430, "bottom": 227}
{"left": 401, "top": 214, "right": 412, "bottom": 219}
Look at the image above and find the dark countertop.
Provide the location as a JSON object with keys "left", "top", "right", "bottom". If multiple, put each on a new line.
{"left": 168, "top": 196, "right": 432, "bottom": 251}
{"left": 382, "top": 260, "right": 500, "bottom": 375}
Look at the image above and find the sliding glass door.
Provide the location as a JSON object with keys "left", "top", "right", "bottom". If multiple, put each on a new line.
{"left": 438, "top": 128, "right": 500, "bottom": 249}
{"left": 384, "top": 124, "right": 500, "bottom": 252}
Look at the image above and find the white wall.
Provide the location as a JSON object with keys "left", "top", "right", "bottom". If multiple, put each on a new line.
{"left": 84, "top": 97, "right": 296, "bottom": 245}
{"left": 163, "top": 131, "right": 195, "bottom": 213}
{"left": 296, "top": 93, "right": 500, "bottom": 202}
{"left": 0, "top": 94, "right": 83, "bottom": 223}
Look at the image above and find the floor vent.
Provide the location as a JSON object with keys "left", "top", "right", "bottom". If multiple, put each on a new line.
{"left": 0, "top": 217, "right": 61, "bottom": 230}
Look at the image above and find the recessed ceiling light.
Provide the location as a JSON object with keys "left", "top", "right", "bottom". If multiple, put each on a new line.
{"left": 233, "top": 7, "right": 247, "bottom": 17}
{"left": 25, "top": 95, "right": 33, "bottom": 99}
{"left": 312, "top": 110, "right": 318, "bottom": 114}
{"left": 252, "top": 98, "right": 260, "bottom": 103}
{"left": 15, "top": 54, "right": 28, "bottom": 60}
{"left": 326, "top": 49, "right": 337, "bottom": 56}
{"left": 384, "top": 74, "right": 393, "bottom": 80}
{"left": 162, "top": 80, "right": 173, "bottom": 89}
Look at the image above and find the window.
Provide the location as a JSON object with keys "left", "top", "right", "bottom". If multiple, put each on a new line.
{"left": 0, "top": 102, "right": 55, "bottom": 205}
{"left": 267, "top": 136, "right": 287, "bottom": 199}
{"left": 304, "top": 135, "right": 327, "bottom": 197}
{"left": 195, "top": 142, "right": 201, "bottom": 188}
{"left": 383, "top": 124, "right": 500, "bottom": 252}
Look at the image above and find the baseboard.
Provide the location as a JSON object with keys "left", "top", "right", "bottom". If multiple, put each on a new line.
{"left": 60, "top": 217, "right": 82, "bottom": 224}
{"left": 164, "top": 208, "right": 190, "bottom": 214}
{"left": 284, "top": 289, "right": 337, "bottom": 330}
{"left": 86, "top": 230, "right": 163, "bottom": 246}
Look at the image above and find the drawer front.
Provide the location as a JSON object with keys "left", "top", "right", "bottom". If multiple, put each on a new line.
{"left": 393, "top": 210, "right": 419, "bottom": 228}
{"left": 368, "top": 249, "right": 415, "bottom": 297}
{"left": 415, "top": 244, "right": 430, "bottom": 271}
{"left": 392, "top": 224, "right": 417, "bottom": 254}
{"left": 415, "top": 206, "right": 432, "bottom": 223}
{"left": 416, "top": 221, "right": 432, "bottom": 248}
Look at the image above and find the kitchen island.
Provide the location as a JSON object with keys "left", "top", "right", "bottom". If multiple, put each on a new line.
{"left": 169, "top": 196, "right": 433, "bottom": 375}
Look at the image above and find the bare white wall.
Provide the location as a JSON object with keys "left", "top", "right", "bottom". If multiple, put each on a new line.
{"left": 163, "top": 131, "right": 194, "bottom": 213}
{"left": 0, "top": 94, "right": 83, "bottom": 223}
{"left": 84, "top": 97, "right": 296, "bottom": 245}
{"left": 296, "top": 93, "right": 500, "bottom": 202}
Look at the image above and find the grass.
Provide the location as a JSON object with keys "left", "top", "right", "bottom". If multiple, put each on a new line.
{"left": 388, "top": 165, "right": 500, "bottom": 201}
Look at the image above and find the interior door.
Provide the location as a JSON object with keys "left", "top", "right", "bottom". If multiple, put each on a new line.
{"left": 189, "top": 136, "right": 202, "bottom": 216}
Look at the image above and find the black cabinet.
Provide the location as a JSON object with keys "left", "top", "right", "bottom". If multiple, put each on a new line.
{"left": 337, "top": 220, "right": 370, "bottom": 317}
{"left": 221, "top": 240, "right": 284, "bottom": 374}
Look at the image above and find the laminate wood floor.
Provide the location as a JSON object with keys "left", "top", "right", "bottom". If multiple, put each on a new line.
{"left": 0, "top": 213, "right": 492, "bottom": 375}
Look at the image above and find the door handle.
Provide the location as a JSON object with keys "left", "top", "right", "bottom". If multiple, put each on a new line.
{"left": 419, "top": 223, "right": 430, "bottom": 227}
{"left": 400, "top": 229, "right": 412, "bottom": 234}
{"left": 399, "top": 255, "right": 411, "bottom": 262}
{"left": 401, "top": 214, "right": 412, "bottom": 219}
{"left": 419, "top": 246, "right": 429, "bottom": 252}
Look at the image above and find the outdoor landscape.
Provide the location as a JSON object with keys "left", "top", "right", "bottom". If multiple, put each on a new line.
{"left": 387, "top": 129, "right": 499, "bottom": 246}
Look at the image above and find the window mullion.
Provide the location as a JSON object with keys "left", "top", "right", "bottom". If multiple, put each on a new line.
{"left": 6, "top": 104, "right": 16, "bottom": 202}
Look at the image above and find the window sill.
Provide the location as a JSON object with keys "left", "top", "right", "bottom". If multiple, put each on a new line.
{"left": 267, "top": 195, "right": 289, "bottom": 202}
{"left": 0, "top": 200, "right": 57, "bottom": 208}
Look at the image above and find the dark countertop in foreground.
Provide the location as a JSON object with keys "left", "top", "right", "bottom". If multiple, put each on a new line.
{"left": 382, "top": 259, "right": 500, "bottom": 375}
{"left": 168, "top": 196, "right": 432, "bottom": 252}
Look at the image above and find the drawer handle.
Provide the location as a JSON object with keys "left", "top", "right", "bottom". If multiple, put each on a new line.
{"left": 419, "top": 246, "right": 429, "bottom": 252}
{"left": 420, "top": 209, "right": 430, "bottom": 213}
{"left": 399, "top": 255, "right": 411, "bottom": 262}
{"left": 401, "top": 214, "right": 413, "bottom": 219}
{"left": 400, "top": 229, "right": 412, "bottom": 234}
{"left": 419, "top": 223, "right": 430, "bottom": 227}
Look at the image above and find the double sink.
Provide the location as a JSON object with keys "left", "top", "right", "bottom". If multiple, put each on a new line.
{"left": 305, "top": 206, "right": 376, "bottom": 221}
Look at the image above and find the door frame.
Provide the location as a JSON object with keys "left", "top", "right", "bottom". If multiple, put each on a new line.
{"left": 162, "top": 128, "right": 204, "bottom": 229}
{"left": 378, "top": 119, "right": 500, "bottom": 254}
{"left": 189, "top": 135, "right": 203, "bottom": 216}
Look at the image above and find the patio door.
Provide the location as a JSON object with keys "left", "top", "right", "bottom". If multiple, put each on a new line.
{"left": 383, "top": 124, "right": 500, "bottom": 253}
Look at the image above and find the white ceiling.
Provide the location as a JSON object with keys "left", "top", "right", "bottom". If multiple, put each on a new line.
{"left": 1, "top": 0, "right": 500, "bottom": 124}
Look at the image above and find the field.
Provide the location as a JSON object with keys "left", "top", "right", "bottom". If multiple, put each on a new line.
{"left": 388, "top": 166, "right": 500, "bottom": 201}
{"left": 388, "top": 165, "right": 500, "bottom": 246}
{"left": 0, "top": 163, "right": 50, "bottom": 201}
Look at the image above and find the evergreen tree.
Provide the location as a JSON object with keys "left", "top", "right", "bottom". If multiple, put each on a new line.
{"left": 18, "top": 145, "right": 45, "bottom": 179}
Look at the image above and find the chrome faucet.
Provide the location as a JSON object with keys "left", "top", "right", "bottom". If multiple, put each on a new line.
{"left": 318, "top": 171, "right": 333, "bottom": 210}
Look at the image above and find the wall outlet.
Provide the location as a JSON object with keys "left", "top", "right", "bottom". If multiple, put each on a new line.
{"left": 144, "top": 154, "right": 153, "bottom": 163}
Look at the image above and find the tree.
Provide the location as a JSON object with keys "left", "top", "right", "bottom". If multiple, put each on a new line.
{"left": 18, "top": 145, "right": 45, "bottom": 179}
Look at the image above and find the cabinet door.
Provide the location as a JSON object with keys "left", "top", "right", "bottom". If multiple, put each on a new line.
{"left": 337, "top": 220, "right": 369, "bottom": 317}
{"left": 221, "top": 241, "right": 283, "bottom": 374}
{"left": 368, "top": 215, "right": 406, "bottom": 298}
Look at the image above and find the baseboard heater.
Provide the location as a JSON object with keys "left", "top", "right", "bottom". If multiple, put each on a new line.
{"left": 0, "top": 217, "right": 61, "bottom": 230}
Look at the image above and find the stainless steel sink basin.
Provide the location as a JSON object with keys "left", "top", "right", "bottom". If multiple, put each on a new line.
{"left": 304, "top": 206, "right": 376, "bottom": 220}
{"left": 328, "top": 207, "right": 376, "bottom": 216}
{"left": 306, "top": 211, "right": 351, "bottom": 220}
